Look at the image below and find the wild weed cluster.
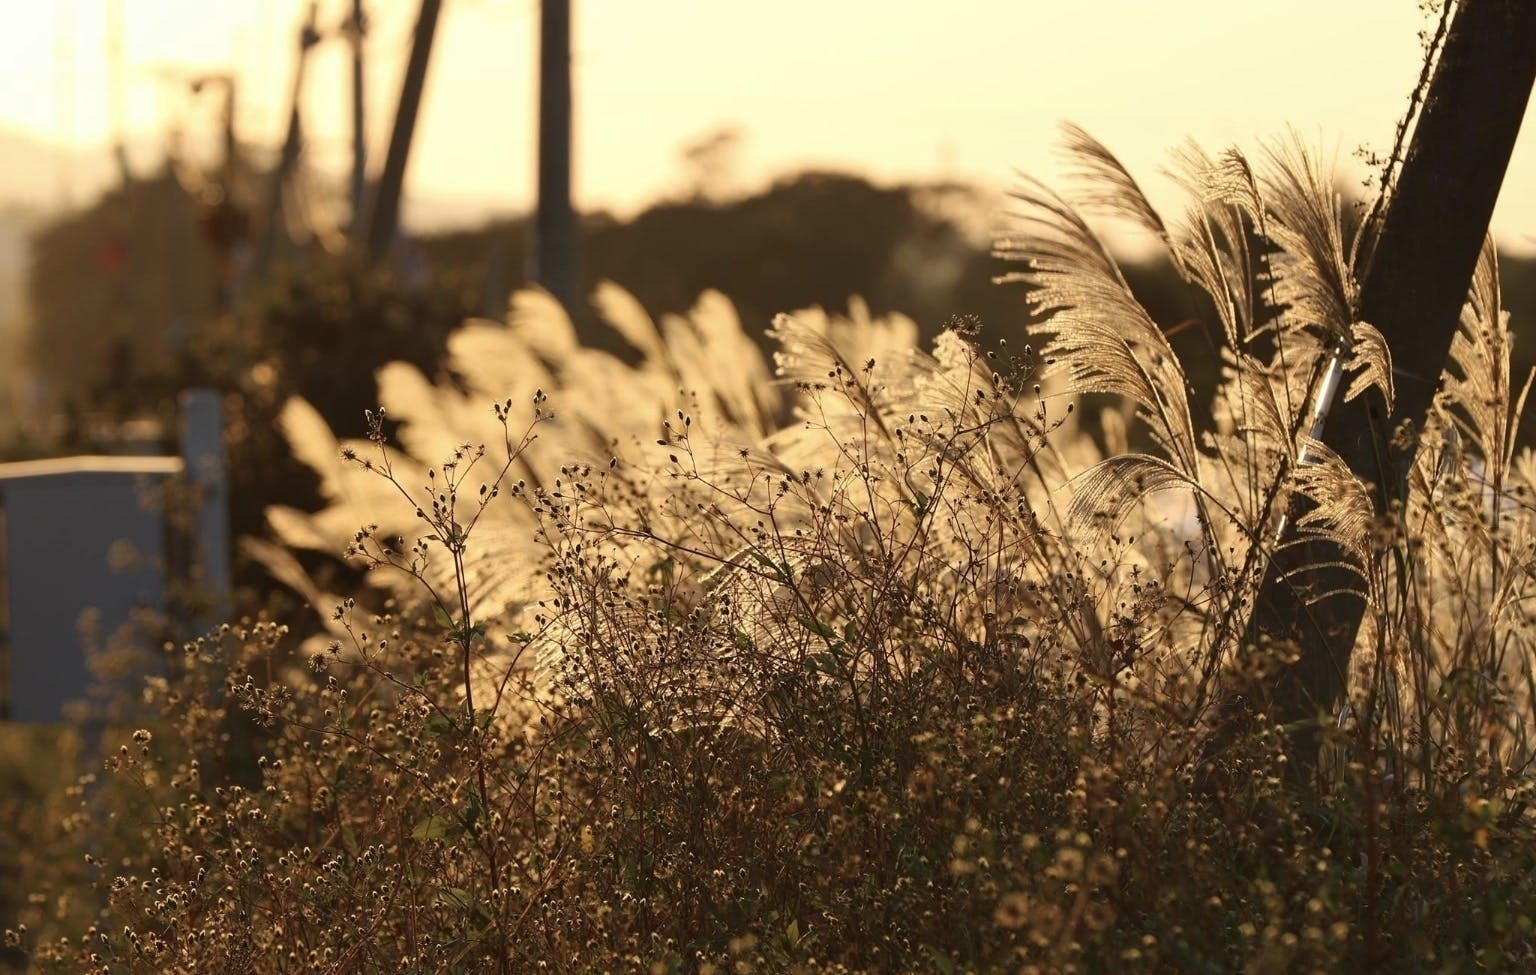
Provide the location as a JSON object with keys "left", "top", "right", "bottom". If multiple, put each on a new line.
{"left": 9, "top": 130, "right": 1536, "bottom": 973}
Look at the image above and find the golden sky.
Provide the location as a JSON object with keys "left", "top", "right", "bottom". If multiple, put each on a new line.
{"left": 1, "top": 0, "right": 1533, "bottom": 250}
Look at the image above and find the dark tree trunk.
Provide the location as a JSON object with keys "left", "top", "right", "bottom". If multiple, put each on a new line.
{"left": 1247, "top": 0, "right": 1536, "bottom": 779}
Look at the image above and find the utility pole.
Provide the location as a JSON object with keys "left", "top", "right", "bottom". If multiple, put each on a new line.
{"left": 361, "top": 0, "right": 442, "bottom": 265}
{"left": 1246, "top": 0, "right": 1536, "bottom": 778}
{"left": 532, "top": 0, "right": 577, "bottom": 312}
{"left": 106, "top": 0, "right": 130, "bottom": 183}
{"left": 348, "top": 0, "right": 368, "bottom": 228}
{"left": 190, "top": 73, "right": 248, "bottom": 315}
{"left": 54, "top": 0, "right": 75, "bottom": 206}
{"left": 254, "top": 2, "right": 321, "bottom": 278}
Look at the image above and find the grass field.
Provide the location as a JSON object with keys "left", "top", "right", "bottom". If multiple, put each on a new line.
{"left": 5, "top": 127, "right": 1536, "bottom": 972}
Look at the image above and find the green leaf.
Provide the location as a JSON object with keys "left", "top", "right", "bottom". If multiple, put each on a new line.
{"left": 746, "top": 549, "right": 793, "bottom": 582}
{"left": 461, "top": 793, "right": 483, "bottom": 835}
{"left": 425, "top": 713, "right": 456, "bottom": 737}
{"left": 412, "top": 814, "right": 459, "bottom": 841}
{"left": 433, "top": 605, "right": 455, "bottom": 632}
{"left": 796, "top": 616, "right": 838, "bottom": 640}
{"left": 906, "top": 489, "right": 931, "bottom": 520}
{"left": 807, "top": 652, "right": 840, "bottom": 676}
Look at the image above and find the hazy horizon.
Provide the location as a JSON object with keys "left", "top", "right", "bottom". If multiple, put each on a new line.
{"left": 1, "top": 1, "right": 1532, "bottom": 251}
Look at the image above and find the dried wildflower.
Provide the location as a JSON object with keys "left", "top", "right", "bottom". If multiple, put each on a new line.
{"left": 994, "top": 891, "right": 1032, "bottom": 930}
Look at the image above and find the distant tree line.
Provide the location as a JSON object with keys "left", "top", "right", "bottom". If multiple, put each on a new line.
{"left": 18, "top": 162, "right": 1536, "bottom": 540}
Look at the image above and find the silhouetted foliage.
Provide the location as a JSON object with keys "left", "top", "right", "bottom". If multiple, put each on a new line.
{"left": 422, "top": 172, "right": 1018, "bottom": 346}
{"left": 25, "top": 169, "right": 218, "bottom": 428}
{"left": 17, "top": 164, "right": 1536, "bottom": 590}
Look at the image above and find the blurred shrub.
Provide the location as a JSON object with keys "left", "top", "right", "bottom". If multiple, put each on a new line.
{"left": 226, "top": 259, "right": 479, "bottom": 534}
{"left": 25, "top": 170, "right": 218, "bottom": 421}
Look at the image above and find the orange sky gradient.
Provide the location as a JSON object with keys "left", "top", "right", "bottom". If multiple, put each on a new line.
{"left": 1, "top": 0, "right": 1532, "bottom": 252}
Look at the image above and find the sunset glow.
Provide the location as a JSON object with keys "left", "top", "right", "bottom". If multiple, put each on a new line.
{"left": 1, "top": 0, "right": 1531, "bottom": 246}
